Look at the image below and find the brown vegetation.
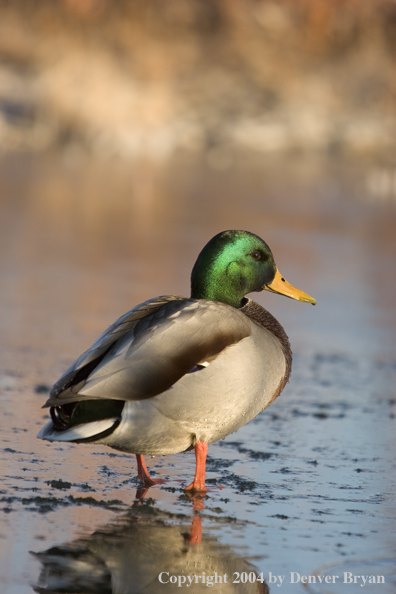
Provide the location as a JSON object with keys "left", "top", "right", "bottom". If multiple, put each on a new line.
{"left": 0, "top": 0, "right": 394, "bottom": 157}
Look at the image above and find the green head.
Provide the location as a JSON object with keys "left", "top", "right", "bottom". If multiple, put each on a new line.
{"left": 190, "top": 230, "right": 276, "bottom": 308}
{"left": 191, "top": 230, "right": 316, "bottom": 308}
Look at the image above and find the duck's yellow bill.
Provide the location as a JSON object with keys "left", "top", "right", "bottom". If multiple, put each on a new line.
{"left": 264, "top": 269, "right": 316, "bottom": 305}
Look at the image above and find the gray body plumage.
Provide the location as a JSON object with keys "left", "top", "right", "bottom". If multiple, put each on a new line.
{"left": 38, "top": 296, "right": 291, "bottom": 456}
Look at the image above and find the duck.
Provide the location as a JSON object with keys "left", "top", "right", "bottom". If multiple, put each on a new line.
{"left": 38, "top": 230, "right": 315, "bottom": 492}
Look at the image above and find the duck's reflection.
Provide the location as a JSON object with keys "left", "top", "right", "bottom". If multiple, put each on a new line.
{"left": 32, "top": 495, "right": 269, "bottom": 593}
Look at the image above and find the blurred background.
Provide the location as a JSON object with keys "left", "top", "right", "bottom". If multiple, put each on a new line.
{"left": 0, "top": 0, "right": 395, "bottom": 159}
{"left": 1, "top": 2, "right": 396, "bottom": 593}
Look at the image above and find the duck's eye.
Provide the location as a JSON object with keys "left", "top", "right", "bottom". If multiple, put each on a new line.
{"left": 251, "top": 250, "right": 262, "bottom": 261}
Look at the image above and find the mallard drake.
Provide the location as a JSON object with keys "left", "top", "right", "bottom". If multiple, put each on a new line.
{"left": 38, "top": 230, "right": 315, "bottom": 491}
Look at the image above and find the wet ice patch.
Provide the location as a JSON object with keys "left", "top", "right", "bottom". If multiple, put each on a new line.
{"left": 307, "top": 558, "right": 396, "bottom": 594}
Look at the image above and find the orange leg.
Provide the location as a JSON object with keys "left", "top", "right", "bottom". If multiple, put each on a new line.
{"left": 188, "top": 514, "right": 203, "bottom": 545}
{"left": 185, "top": 441, "right": 208, "bottom": 492}
{"left": 136, "top": 454, "right": 162, "bottom": 486}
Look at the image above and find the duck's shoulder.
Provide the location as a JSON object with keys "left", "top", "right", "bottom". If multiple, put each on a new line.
{"left": 106, "top": 295, "right": 250, "bottom": 336}
{"left": 240, "top": 298, "right": 292, "bottom": 377}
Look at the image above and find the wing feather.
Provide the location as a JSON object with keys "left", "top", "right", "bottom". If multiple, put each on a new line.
{"left": 45, "top": 297, "right": 251, "bottom": 407}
